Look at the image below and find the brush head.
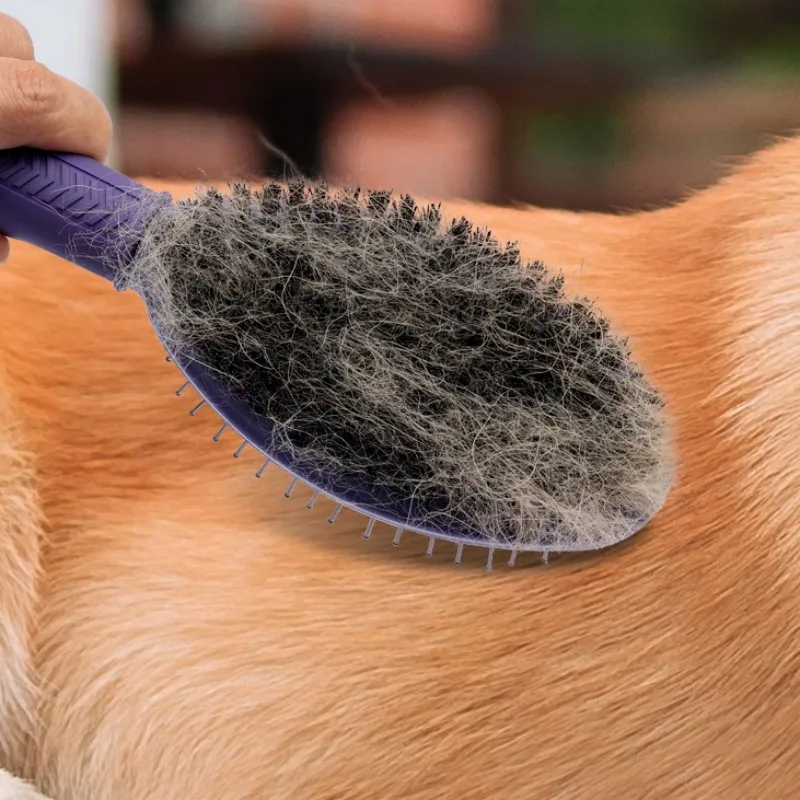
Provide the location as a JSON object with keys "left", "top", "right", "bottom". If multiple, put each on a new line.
{"left": 119, "top": 180, "right": 674, "bottom": 553}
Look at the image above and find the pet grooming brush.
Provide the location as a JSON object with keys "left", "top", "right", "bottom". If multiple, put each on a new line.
{"left": 0, "top": 147, "right": 674, "bottom": 569}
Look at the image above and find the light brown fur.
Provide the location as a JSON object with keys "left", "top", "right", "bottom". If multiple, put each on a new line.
{"left": 0, "top": 134, "right": 799, "bottom": 799}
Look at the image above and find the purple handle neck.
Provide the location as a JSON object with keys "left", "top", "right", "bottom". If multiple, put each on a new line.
{"left": 0, "top": 147, "right": 170, "bottom": 283}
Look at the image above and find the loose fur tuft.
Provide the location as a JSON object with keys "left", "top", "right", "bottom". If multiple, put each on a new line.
{"left": 118, "top": 180, "right": 674, "bottom": 550}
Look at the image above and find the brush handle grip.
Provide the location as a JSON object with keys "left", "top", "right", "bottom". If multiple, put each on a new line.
{"left": 0, "top": 147, "right": 170, "bottom": 282}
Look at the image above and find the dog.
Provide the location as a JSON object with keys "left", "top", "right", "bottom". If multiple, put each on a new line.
{"left": 0, "top": 134, "right": 798, "bottom": 799}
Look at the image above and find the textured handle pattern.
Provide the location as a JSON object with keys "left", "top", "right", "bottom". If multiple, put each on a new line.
{"left": 0, "top": 147, "right": 170, "bottom": 282}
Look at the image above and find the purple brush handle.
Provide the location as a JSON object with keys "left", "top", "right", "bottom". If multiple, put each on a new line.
{"left": 0, "top": 147, "right": 170, "bottom": 282}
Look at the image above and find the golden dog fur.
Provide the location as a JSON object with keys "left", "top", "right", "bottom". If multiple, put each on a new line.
{"left": 0, "top": 134, "right": 799, "bottom": 799}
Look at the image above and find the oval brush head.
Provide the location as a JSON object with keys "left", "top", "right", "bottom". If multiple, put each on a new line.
{"left": 0, "top": 148, "right": 674, "bottom": 567}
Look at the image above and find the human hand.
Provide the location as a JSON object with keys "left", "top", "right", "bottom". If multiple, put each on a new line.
{"left": 0, "top": 12, "right": 112, "bottom": 262}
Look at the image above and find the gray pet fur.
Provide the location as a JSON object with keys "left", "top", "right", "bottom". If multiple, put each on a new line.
{"left": 118, "top": 181, "right": 674, "bottom": 551}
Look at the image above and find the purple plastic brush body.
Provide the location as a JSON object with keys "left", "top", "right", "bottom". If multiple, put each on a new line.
{"left": 0, "top": 147, "right": 652, "bottom": 556}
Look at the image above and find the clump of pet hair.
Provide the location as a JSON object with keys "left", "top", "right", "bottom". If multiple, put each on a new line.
{"left": 119, "top": 179, "right": 674, "bottom": 550}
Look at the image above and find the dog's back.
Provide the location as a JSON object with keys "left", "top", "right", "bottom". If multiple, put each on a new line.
{"left": 0, "top": 137, "right": 798, "bottom": 799}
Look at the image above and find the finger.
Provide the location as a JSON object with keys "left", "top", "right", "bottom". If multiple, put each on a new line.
{"left": 0, "top": 13, "right": 34, "bottom": 60}
{"left": 0, "top": 58, "right": 112, "bottom": 162}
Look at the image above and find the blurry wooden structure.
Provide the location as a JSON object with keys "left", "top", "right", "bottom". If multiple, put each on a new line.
{"left": 115, "top": 0, "right": 800, "bottom": 210}
{"left": 116, "top": 0, "right": 635, "bottom": 206}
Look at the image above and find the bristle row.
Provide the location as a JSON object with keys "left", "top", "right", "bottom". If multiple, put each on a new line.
{"left": 167, "top": 362, "right": 550, "bottom": 570}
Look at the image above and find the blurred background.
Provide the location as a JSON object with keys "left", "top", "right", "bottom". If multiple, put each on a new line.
{"left": 8, "top": 0, "right": 800, "bottom": 211}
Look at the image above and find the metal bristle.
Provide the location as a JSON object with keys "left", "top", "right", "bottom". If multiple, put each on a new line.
{"left": 454, "top": 543, "right": 464, "bottom": 566}
{"left": 426, "top": 537, "right": 435, "bottom": 557}
{"left": 541, "top": 552, "right": 549, "bottom": 565}
{"left": 486, "top": 548, "right": 495, "bottom": 572}
{"left": 255, "top": 458, "right": 271, "bottom": 478}
{"left": 213, "top": 423, "right": 228, "bottom": 442}
{"left": 508, "top": 550, "right": 518, "bottom": 568}
{"left": 165, "top": 355, "right": 172, "bottom": 363}
{"left": 233, "top": 442, "right": 247, "bottom": 458}
{"left": 392, "top": 527, "right": 404, "bottom": 547}
{"left": 306, "top": 489, "right": 320, "bottom": 509}
{"left": 189, "top": 399, "right": 206, "bottom": 416}
{"left": 327, "top": 503, "right": 343, "bottom": 524}
{"left": 284, "top": 477, "right": 299, "bottom": 498}
{"left": 362, "top": 517, "right": 377, "bottom": 541}
{"left": 176, "top": 381, "right": 190, "bottom": 397}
